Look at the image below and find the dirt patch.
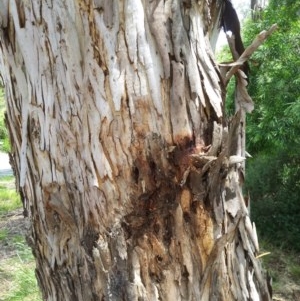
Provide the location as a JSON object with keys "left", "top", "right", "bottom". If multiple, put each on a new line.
{"left": 0, "top": 208, "right": 30, "bottom": 260}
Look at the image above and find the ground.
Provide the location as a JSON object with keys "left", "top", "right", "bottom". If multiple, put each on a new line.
{"left": 0, "top": 176, "right": 41, "bottom": 301}
{"left": 0, "top": 208, "right": 28, "bottom": 260}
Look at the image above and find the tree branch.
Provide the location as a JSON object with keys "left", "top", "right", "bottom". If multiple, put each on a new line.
{"left": 220, "top": 24, "right": 278, "bottom": 86}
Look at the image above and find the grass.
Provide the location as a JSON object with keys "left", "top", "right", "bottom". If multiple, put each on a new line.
{"left": 259, "top": 240, "right": 300, "bottom": 300}
{"left": 290, "top": 265, "right": 300, "bottom": 283}
{"left": 0, "top": 176, "right": 42, "bottom": 301}
{"left": 0, "top": 244, "right": 41, "bottom": 301}
{"left": 0, "top": 177, "right": 20, "bottom": 216}
{"left": 0, "top": 189, "right": 20, "bottom": 215}
{"left": 0, "top": 228, "right": 8, "bottom": 240}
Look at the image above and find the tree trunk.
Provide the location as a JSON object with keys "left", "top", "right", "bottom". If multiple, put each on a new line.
{"left": 0, "top": 0, "right": 271, "bottom": 300}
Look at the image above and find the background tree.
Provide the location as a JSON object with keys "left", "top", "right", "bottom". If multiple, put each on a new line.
{"left": 0, "top": 0, "right": 271, "bottom": 300}
{"left": 244, "top": 0, "right": 300, "bottom": 251}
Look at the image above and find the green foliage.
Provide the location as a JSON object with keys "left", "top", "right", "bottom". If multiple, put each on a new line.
{"left": 216, "top": 44, "right": 237, "bottom": 116}
{"left": 246, "top": 151, "right": 300, "bottom": 251}
{"left": 242, "top": 0, "right": 300, "bottom": 252}
{"left": 245, "top": 1, "right": 300, "bottom": 153}
{"left": 0, "top": 87, "right": 10, "bottom": 153}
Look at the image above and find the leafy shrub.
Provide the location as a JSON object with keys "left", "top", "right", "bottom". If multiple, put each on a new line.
{"left": 242, "top": 0, "right": 300, "bottom": 252}
{"left": 246, "top": 151, "right": 300, "bottom": 251}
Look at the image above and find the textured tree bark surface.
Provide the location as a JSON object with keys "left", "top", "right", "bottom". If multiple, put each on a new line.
{"left": 0, "top": 0, "right": 271, "bottom": 300}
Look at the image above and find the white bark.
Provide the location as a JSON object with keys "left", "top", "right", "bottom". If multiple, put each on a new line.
{"left": 0, "top": 1, "right": 271, "bottom": 300}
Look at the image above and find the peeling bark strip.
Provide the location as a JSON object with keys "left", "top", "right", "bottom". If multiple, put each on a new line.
{"left": 0, "top": 1, "right": 271, "bottom": 300}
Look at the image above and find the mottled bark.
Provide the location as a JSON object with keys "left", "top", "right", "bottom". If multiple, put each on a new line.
{"left": 0, "top": 0, "right": 271, "bottom": 300}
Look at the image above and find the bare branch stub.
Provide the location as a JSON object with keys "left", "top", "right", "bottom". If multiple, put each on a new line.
{"left": 224, "top": 24, "right": 278, "bottom": 85}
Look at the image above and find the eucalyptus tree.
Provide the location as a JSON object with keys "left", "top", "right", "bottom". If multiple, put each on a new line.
{"left": 0, "top": 0, "right": 271, "bottom": 300}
